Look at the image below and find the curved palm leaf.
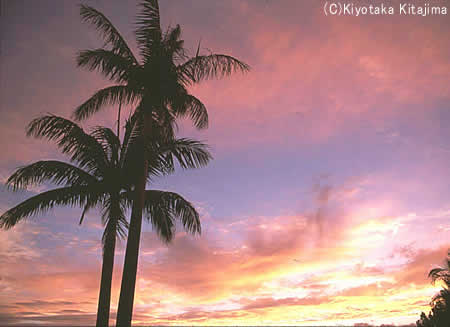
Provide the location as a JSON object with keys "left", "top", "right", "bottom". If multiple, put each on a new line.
{"left": 178, "top": 54, "right": 250, "bottom": 85}
{"left": 27, "top": 115, "right": 108, "bottom": 175}
{"left": 156, "top": 138, "right": 212, "bottom": 170}
{"left": 171, "top": 92, "right": 208, "bottom": 129}
{"left": 77, "top": 49, "right": 136, "bottom": 84}
{"left": 138, "top": 137, "right": 211, "bottom": 181}
{"left": 429, "top": 251, "right": 450, "bottom": 288}
{"left": 0, "top": 185, "right": 105, "bottom": 229}
{"left": 144, "top": 190, "right": 200, "bottom": 242}
{"left": 430, "top": 268, "right": 450, "bottom": 285}
{"left": 79, "top": 201, "right": 98, "bottom": 226}
{"left": 74, "top": 85, "right": 139, "bottom": 121}
{"left": 6, "top": 160, "right": 97, "bottom": 191}
{"left": 79, "top": 5, "right": 138, "bottom": 64}
{"left": 91, "top": 126, "right": 121, "bottom": 165}
{"left": 162, "top": 24, "right": 186, "bottom": 63}
{"left": 121, "top": 189, "right": 200, "bottom": 242}
{"left": 135, "top": 0, "right": 162, "bottom": 59}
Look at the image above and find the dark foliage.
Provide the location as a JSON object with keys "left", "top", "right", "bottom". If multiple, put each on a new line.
{"left": 416, "top": 251, "right": 450, "bottom": 327}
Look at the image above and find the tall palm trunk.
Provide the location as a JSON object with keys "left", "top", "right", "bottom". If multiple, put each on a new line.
{"left": 116, "top": 133, "right": 148, "bottom": 327}
{"left": 96, "top": 214, "right": 118, "bottom": 327}
{"left": 117, "top": 101, "right": 122, "bottom": 140}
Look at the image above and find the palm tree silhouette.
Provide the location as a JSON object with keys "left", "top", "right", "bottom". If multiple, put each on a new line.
{"left": 417, "top": 250, "right": 450, "bottom": 326}
{"left": 0, "top": 115, "right": 211, "bottom": 327}
{"left": 428, "top": 250, "right": 450, "bottom": 325}
{"left": 75, "top": 1, "right": 249, "bottom": 325}
{"left": 429, "top": 250, "right": 450, "bottom": 288}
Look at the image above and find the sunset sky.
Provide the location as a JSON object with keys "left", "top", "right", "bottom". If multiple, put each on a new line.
{"left": 1, "top": 0, "right": 450, "bottom": 325}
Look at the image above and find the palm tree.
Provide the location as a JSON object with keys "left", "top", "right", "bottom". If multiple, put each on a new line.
{"left": 429, "top": 250, "right": 450, "bottom": 288}
{"left": 74, "top": 1, "right": 249, "bottom": 325}
{"left": 417, "top": 250, "right": 450, "bottom": 326}
{"left": 427, "top": 250, "right": 450, "bottom": 325}
{"left": 0, "top": 115, "right": 211, "bottom": 327}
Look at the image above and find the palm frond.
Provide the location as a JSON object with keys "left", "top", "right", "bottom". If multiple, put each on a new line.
{"left": 73, "top": 85, "right": 139, "bottom": 121}
{"left": 429, "top": 251, "right": 450, "bottom": 287}
{"left": 147, "top": 154, "right": 174, "bottom": 179}
{"left": 144, "top": 194, "right": 175, "bottom": 242}
{"left": 429, "top": 268, "right": 450, "bottom": 288}
{"left": 178, "top": 54, "right": 250, "bottom": 85}
{"left": 162, "top": 24, "right": 186, "bottom": 63}
{"left": 90, "top": 126, "right": 121, "bottom": 165}
{"left": 135, "top": 0, "right": 162, "bottom": 59}
{"left": 145, "top": 190, "right": 201, "bottom": 242}
{"left": 27, "top": 115, "right": 107, "bottom": 175}
{"left": 79, "top": 4, "right": 138, "bottom": 64}
{"left": 171, "top": 93, "right": 208, "bottom": 129}
{"left": 77, "top": 49, "right": 137, "bottom": 84}
{"left": 144, "top": 146, "right": 174, "bottom": 180}
{"left": 79, "top": 203, "right": 93, "bottom": 225}
{"left": 0, "top": 185, "right": 105, "bottom": 229}
{"left": 6, "top": 160, "right": 97, "bottom": 191}
{"left": 157, "top": 138, "right": 212, "bottom": 170}
{"left": 121, "top": 189, "right": 201, "bottom": 242}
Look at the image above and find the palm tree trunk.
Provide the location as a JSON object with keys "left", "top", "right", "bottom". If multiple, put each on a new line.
{"left": 117, "top": 101, "right": 122, "bottom": 140}
{"left": 116, "top": 147, "right": 148, "bottom": 327}
{"left": 96, "top": 219, "right": 117, "bottom": 327}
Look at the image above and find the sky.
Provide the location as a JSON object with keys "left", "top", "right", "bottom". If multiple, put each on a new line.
{"left": 1, "top": 0, "right": 450, "bottom": 325}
